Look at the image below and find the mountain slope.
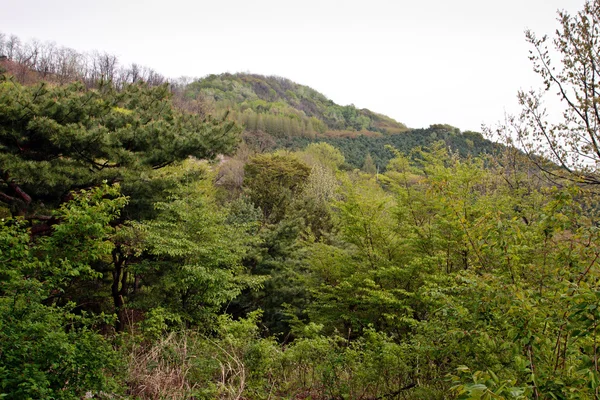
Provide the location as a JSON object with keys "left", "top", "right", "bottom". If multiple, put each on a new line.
{"left": 183, "top": 73, "right": 408, "bottom": 137}
{"left": 182, "top": 74, "right": 500, "bottom": 171}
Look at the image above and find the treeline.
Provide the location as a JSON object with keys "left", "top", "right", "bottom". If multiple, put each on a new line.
{"left": 230, "top": 107, "right": 327, "bottom": 139}
{"left": 0, "top": 33, "right": 410, "bottom": 141}
{"left": 0, "top": 32, "right": 168, "bottom": 87}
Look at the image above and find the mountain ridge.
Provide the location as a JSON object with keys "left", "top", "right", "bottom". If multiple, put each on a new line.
{"left": 183, "top": 72, "right": 409, "bottom": 137}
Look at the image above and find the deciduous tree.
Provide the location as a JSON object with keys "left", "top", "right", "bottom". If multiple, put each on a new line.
{"left": 514, "top": 0, "right": 600, "bottom": 185}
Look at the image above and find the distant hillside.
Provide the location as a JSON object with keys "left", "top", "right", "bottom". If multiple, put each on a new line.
{"left": 272, "top": 125, "right": 501, "bottom": 170}
{"left": 182, "top": 74, "right": 501, "bottom": 169}
{"left": 0, "top": 32, "right": 497, "bottom": 165}
{"left": 0, "top": 33, "right": 405, "bottom": 138}
{"left": 183, "top": 73, "right": 408, "bottom": 138}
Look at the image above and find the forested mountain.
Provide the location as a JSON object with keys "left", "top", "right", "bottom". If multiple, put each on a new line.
{"left": 0, "top": 36, "right": 406, "bottom": 137}
{"left": 0, "top": 34, "right": 500, "bottom": 172}
{"left": 2, "top": 1, "right": 600, "bottom": 398}
{"left": 185, "top": 73, "right": 408, "bottom": 137}
{"left": 182, "top": 73, "right": 500, "bottom": 169}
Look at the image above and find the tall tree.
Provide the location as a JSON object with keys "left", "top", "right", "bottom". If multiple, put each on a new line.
{"left": 135, "top": 174, "right": 262, "bottom": 328}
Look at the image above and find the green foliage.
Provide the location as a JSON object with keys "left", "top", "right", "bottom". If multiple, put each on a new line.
{"left": 0, "top": 184, "right": 126, "bottom": 398}
{"left": 362, "top": 152, "right": 377, "bottom": 174}
{"left": 276, "top": 125, "right": 500, "bottom": 170}
{"left": 0, "top": 77, "right": 241, "bottom": 214}
{"left": 136, "top": 175, "right": 263, "bottom": 327}
{"left": 185, "top": 73, "right": 408, "bottom": 136}
{"left": 3, "top": 131, "right": 598, "bottom": 398}
{"left": 300, "top": 142, "right": 345, "bottom": 169}
{"left": 244, "top": 153, "right": 311, "bottom": 223}
{"left": 449, "top": 366, "right": 531, "bottom": 399}
{"left": 0, "top": 305, "right": 121, "bottom": 399}
{"left": 4, "top": 5, "right": 600, "bottom": 396}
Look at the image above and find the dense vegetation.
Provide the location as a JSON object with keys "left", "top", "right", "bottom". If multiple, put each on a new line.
{"left": 0, "top": 36, "right": 406, "bottom": 138}
{"left": 185, "top": 73, "right": 408, "bottom": 137}
{"left": 273, "top": 125, "right": 499, "bottom": 170}
{"left": 2, "top": 2, "right": 600, "bottom": 399}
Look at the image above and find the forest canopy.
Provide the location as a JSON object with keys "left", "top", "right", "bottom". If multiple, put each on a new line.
{"left": 1, "top": 2, "right": 600, "bottom": 399}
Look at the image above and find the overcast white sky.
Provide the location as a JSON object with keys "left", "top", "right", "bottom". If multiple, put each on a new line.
{"left": 0, "top": 0, "right": 586, "bottom": 131}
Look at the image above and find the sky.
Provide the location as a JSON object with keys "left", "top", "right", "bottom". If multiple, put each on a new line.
{"left": 0, "top": 0, "right": 586, "bottom": 132}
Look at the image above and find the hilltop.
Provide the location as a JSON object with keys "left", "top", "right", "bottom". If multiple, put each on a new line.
{"left": 0, "top": 32, "right": 498, "bottom": 171}
{"left": 183, "top": 73, "right": 409, "bottom": 137}
{"left": 182, "top": 73, "right": 499, "bottom": 168}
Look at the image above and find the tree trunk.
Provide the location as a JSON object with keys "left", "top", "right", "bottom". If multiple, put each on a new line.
{"left": 111, "top": 247, "right": 127, "bottom": 332}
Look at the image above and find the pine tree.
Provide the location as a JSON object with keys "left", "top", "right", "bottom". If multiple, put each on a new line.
{"left": 0, "top": 77, "right": 241, "bottom": 215}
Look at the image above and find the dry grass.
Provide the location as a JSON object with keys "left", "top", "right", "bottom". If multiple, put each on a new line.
{"left": 126, "top": 333, "right": 198, "bottom": 399}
